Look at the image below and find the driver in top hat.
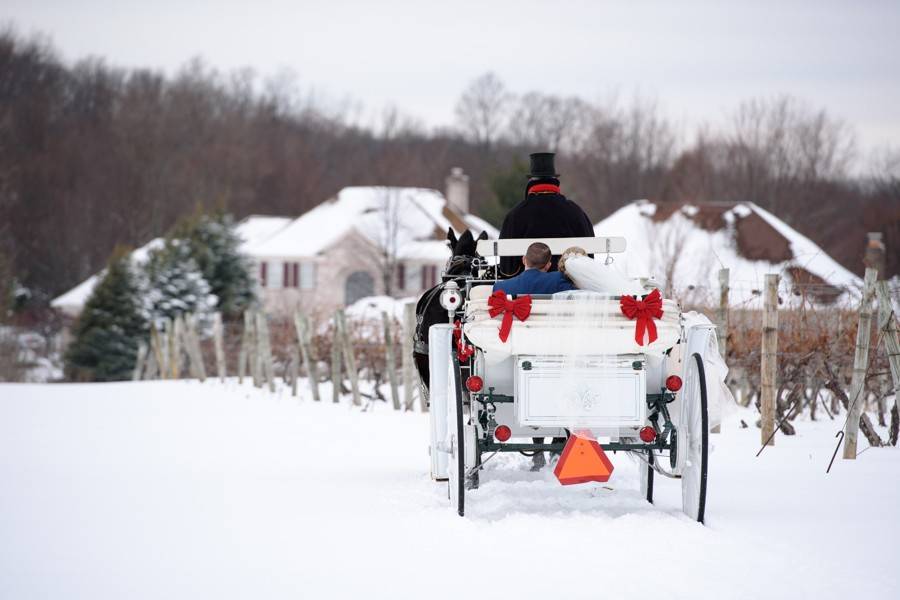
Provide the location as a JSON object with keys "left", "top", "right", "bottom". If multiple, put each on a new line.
{"left": 498, "top": 152, "right": 594, "bottom": 278}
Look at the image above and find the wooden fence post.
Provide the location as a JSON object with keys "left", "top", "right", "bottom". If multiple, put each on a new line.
{"left": 844, "top": 268, "right": 879, "bottom": 459}
{"left": 760, "top": 274, "right": 779, "bottom": 445}
{"left": 170, "top": 316, "right": 182, "bottom": 380}
{"left": 330, "top": 314, "right": 341, "bottom": 403}
{"left": 213, "top": 312, "right": 227, "bottom": 382}
{"left": 256, "top": 311, "right": 276, "bottom": 393}
{"left": 382, "top": 311, "right": 401, "bottom": 410}
{"left": 336, "top": 309, "right": 362, "bottom": 406}
{"left": 717, "top": 268, "right": 730, "bottom": 360}
{"left": 402, "top": 302, "right": 421, "bottom": 411}
{"left": 133, "top": 341, "right": 148, "bottom": 381}
{"left": 238, "top": 311, "right": 251, "bottom": 384}
{"left": 293, "top": 312, "right": 321, "bottom": 402}
{"left": 183, "top": 313, "right": 207, "bottom": 382}
{"left": 150, "top": 323, "right": 166, "bottom": 379}
{"left": 289, "top": 347, "right": 299, "bottom": 397}
{"left": 250, "top": 311, "right": 262, "bottom": 388}
{"left": 875, "top": 281, "right": 900, "bottom": 404}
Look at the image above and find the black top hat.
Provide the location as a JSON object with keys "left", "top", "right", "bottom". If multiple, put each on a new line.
{"left": 528, "top": 152, "right": 559, "bottom": 178}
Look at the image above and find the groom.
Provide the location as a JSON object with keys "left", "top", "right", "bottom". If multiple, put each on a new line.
{"left": 498, "top": 152, "right": 595, "bottom": 278}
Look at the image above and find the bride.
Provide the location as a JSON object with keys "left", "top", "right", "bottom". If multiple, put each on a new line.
{"left": 557, "top": 246, "right": 645, "bottom": 295}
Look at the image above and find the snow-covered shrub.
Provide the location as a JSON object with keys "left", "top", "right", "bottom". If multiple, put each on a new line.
{"left": 143, "top": 239, "right": 218, "bottom": 329}
{"left": 173, "top": 213, "right": 255, "bottom": 319}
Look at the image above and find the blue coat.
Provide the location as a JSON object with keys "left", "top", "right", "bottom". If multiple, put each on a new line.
{"left": 492, "top": 268, "right": 576, "bottom": 296}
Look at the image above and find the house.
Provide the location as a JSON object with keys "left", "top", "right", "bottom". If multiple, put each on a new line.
{"left": 594, "top": 199, "right": 863, "bottom": 306}
{"left": 51, "top": 169, "right": 498, "bottom": 317}
{"left": 245, "top": 169, "right": 497, "bottom": 314}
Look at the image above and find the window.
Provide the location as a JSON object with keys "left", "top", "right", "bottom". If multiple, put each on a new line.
{"left": 300, "top": 262, "right": 316, "bottom": 290}
{"left": 259, "top": 261, "right": 268, "bottom": 288}
{"left": 396, "top": 263, "right": 406, "bottom": 291}
{"left": 293, "top": 263, "right": 300, "bottom": 288}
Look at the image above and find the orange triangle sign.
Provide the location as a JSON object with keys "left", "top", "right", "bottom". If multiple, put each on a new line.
{"left": 553, "top": 430, "right": 615, "bottom": 485}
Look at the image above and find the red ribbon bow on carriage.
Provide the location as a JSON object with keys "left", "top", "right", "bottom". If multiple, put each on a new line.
{"left": 488, "top": 291, "right": 532, "bottom": 343}
{"left": 620, "top": 288, "right": 664, "bottom": 346}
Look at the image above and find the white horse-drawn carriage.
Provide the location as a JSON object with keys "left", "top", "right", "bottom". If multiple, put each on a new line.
{"left": 427, "top": 236, "right": 716, "bottom": 522}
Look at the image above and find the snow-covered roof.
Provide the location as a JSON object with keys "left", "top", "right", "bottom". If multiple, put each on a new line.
{"left": 51, "top": 238, "right": 165, "bottom": 316}
{"left": 236, "top": 215, "right": 293, "bottom": 252}
{"left": 246, "top": 186, "right": 498, "bottom": 260}
{"left": 594, "top": 200, "right": 862, "bottom": 306}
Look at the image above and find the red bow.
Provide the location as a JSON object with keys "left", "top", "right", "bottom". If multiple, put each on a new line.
{"left": 488, "top": 291, "right": 532, "bottom": 342}
{"left": 620, "top": 289, "right": 664, "bottom": 346}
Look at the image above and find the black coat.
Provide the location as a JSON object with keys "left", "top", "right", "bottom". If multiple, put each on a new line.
{"left": 498, "top": 192, "right": 594, "bottom": 277}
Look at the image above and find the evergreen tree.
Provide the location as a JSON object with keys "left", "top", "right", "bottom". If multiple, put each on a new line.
{"left": 65, "top": 247, "right": 147, "bottom": 381}
{"left": 144, "top": 239, "right": 217, "bottom": 326}
{"left": 480, "top": 158, "right": 529, "bottom": 227}
{"left": 174, "top": 212, "right": 255, "bottom": 319}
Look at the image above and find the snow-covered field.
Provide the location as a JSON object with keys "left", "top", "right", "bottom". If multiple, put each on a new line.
{"left": 1, "top": 380, "right": 897, "bottom": 599}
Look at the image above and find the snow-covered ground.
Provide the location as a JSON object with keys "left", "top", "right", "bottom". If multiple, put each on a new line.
{"left": 1, "top": 380, "right": 897, "bottom": 599}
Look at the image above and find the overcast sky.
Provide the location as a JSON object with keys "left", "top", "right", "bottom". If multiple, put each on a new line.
{"left": 6, "top": 0, "right": 899, "bottom": 166}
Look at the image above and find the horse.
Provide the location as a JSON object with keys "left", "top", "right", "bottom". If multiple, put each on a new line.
{"left": 413, "top": 228, "right": 487, "bottom": 400}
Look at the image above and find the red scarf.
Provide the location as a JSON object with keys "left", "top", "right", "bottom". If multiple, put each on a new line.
{"left": 487, "top": 291, "right": 532, "bottom": 342}
{"left": 528, "top": 183, "right": 560, "bottom": 194}
{"left": 620, "top": 289, "right": 664, "bottom": 346}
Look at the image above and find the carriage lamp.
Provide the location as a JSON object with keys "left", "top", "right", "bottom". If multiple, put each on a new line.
{"left": 465, "top": 375, "right": 484, "bottom": 393}
{"left": 639, "top": 426, "right": 658, "bottom": 443}
{"left": 440, "top": 280, "right": 462, "bottom": 313}
{"left": 665, "top": 375, "right": 683, "bottom": 392}
{"left": 494, "top": 425, "right": 512, "bottom": 442}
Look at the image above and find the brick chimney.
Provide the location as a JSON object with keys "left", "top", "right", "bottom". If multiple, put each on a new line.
{"left": 445, "top": 167, "right": 469, "bottom": 215}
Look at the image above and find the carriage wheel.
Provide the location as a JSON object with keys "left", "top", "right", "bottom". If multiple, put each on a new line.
{"left": 640, "top": 450, "right": 654, "bottom": 504}
{"left": 681, "top": 352, "right": 709, "bottom": 524}
{"left": 447, "top": 355, "right": 466, "bottom": 516}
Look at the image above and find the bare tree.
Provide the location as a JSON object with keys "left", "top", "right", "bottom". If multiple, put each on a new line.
{"left": 454, "top": 72, "right": 510, "bottom": 151}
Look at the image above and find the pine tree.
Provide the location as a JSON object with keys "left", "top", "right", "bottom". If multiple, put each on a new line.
{"left": 65, "top": 247, "right": 148, "bottom": 381}
{"left": 174, "top": 213, "right": 255, "bottom": 319}
{"left": 144, "top": 239, "right": 217, "bottom": 326}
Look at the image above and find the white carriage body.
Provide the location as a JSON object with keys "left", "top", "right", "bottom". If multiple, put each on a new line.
{"left": 428, "top": 238, "right": 725, "bottom": 462}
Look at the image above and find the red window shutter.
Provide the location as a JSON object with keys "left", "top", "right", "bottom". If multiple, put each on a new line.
{"left": 283, "top": 262, "right": 290, "bottom": 287}
{"left": 430, "top": 265, "right": 437, "bottom": 287}
{"left": 260, "top": 262, "right": 268, "bottom": 288}
{"left": 293, "top": 263, "right": 299, "bottom": 288}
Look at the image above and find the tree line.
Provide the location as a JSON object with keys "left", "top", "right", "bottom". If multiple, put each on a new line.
{"left": 1, "top": 29, "right": 897, "bottom": 320}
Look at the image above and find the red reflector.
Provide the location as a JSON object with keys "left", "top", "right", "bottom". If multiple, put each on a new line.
{"left": 465, "top": 375, "right": 484, "bottom": 393}
{"left": 666, "top": 375, "right": 683, "bottom": 392}
{"left": 639, "top": 426, "right": 657, "bottom": 443}
{"left": 494, "top": 425, "right": 511, "bottom": 442}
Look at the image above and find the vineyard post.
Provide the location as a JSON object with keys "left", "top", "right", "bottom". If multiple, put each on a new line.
{"left": 402, "top": 302, "right": 421, "bottom": 411}
{"left": 238, "top": 311, "right": 250, "bottom": 384}
{"left": 336, "top": 309, "right": 361, "bottom": 406}
{"left": 382, "top": 311, "right": 401, "bottom": 410}
{"left": 213, "top": 312, "right": 226, "bottom": 382}
{"left": 717, "top": 268, "right": 730, "bottom": 360}
{"left": 170, "top": 316, "right": 182, "bottom": 380}
{"left": 133, "top": 341, "right": 148, "bottom": 381}
{"left": 760, "top": 274, "right": 779, "bottom": 446}
{"left": 875, "top": 281, "right": 900, "bottom": 406}
{"left": 844, "top": 268, "right": 878, "bottom": 459}
{"left": 293, "top": 312, "right": 321, "bottom": 402}
{"left": 331, "top": 313, "right": 341, "bottom": 403}
{"left": 256, "top": 311, "right": 276, "bottom": 393}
